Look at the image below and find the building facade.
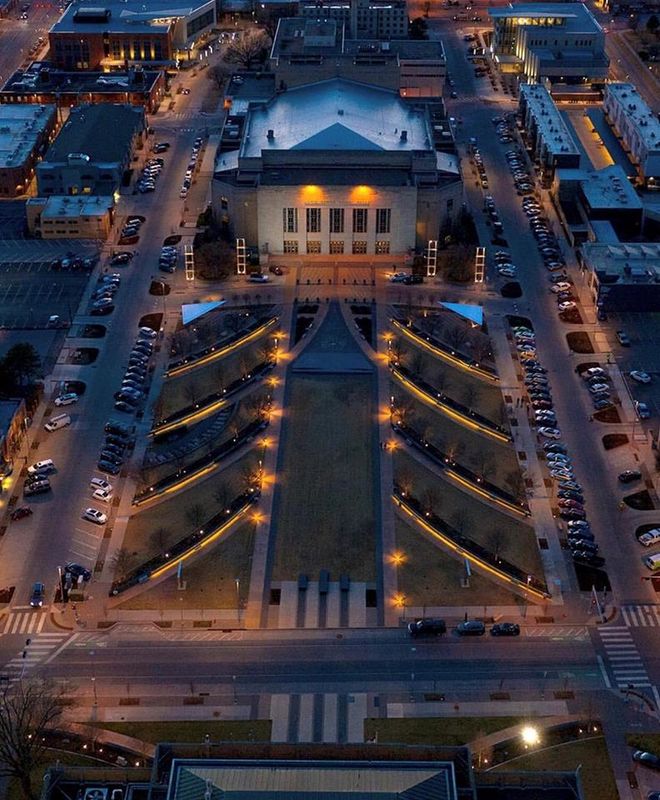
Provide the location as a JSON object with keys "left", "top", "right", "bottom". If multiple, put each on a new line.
{"left": 213, "top": 79, "right": 462, "bottom": 259}
{"left": 270, "top": 18, "right": 446, "bottom": 97}
{"left": 519, "top": 83, "right": 581, "bottom": 183}
{"left": 603, "top": 83, "right": 660, "bottom": 188}
{"left": 26, "top": 195, "right": 114, "bottom": 239}
{"left": 298, "top": 0, "right": 408, "bottom": 40}
{"left": 580, "top": 241, "right": 660, "bottom": 312}
{"left": 0, "top": 104, "right": 57, "bottom": 198}
{"left": 37, "top": 103, "right": 145, "bottom": 197}
{"left": 0, "top": 63, "right": 166, "bottom": 113}
{"left": 488, "top": 3, "right": 608, "bottom": 83}
{"left": 48, "top": 0, "right": 216, "bottom": 70}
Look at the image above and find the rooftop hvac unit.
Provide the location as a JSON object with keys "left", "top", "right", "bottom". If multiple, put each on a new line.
{"left": 83, "top": 790, "right": 108, "bottom": 800}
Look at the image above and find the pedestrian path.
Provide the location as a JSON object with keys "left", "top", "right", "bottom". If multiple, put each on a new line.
{"left": 1, "top": 609, "right": 48, "bottom": 636}
{"left": 276, "top": 581, "right": 368, "bottom": 629}
{"left": 1, "top": 632, "right": 71, "bottom": 680}
{"left": 621, "top": 605, "right": 660, "bottom": 627}
{"left": 598, "top": 626, "right": 652, "bottom": 690}
{"left": 269, "top": 692, "right": 367, "bottom": 743}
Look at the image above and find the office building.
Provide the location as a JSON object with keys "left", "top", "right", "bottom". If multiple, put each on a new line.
{"left": 581, "top": 241, "right": 660, "bottom": 312}
{"left": 0, "top": 104, "right": 57, "bottom": 198}
{"left": 299, "top": 0, "right": 408, "bottom": 40}
{"left": 270, "top": 18, "right": 446, "bottom": 97}
{"left": 488, "top": 3, "right": 609, "bottom": 83}
{"left": 1, "top": 63, "right": 166, "bottom": 113}
{"left": 37, "top": 103, "right": 145, "bottom": 197}
{"left": 26, "top": 195, "right": 114, "bottom": 239}
{"left": 603, "top": 83, "right": 660, "bottom": 188}
{"left": 48, "top": 0, "right": 216, "bottom": 70}
{"left": 519, "top": 83, "right": 581, "bottom": 182}
{"left": 212, "top": 78, "right": 462, "bottom": 259}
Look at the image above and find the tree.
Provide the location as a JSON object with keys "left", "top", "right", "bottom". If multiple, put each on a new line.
{"left": 1, "top": 343, "right": 41, "bottom": 389}
{"left": 186, "top": 503, "right": 206, "bottom": 531}
{"left": 445, "top": 322, "right": 469, "bottom": 351}
{"left": 0, "top": 679, "right": 67, "bottom": 800}
{"left": 647, "top": 14, "right": 659, "bottom": 35}
{"left": 462, "top": 383, "right": 481, "bottom": 410}
{"left": 409, "top": 16, "right": 428, "bottom": 39}
{"left": 184, "top": 380, "right": 200, "bottom": 406}
{"left": 111, "top": 547, "right": 135, "bottom": 581}
{"left": 223, "top": 31, "right": 271, "bottom": 70}
{"left": 504, "top": 468, "right": 525, "bottom": 498}
{"left": 488, "top": 529, "right": 505, "bottom": 562}
{"left": 195, "top": 240, "right": 233, "bottom": 281}
{"left": 207, "top": 63, "right": 230, "bottom": 90}
{"left": 150, "top": 526, "right": 171, "bottom": 555}
{"left": 421, "top": 487, "right": 440, "bottom": 517}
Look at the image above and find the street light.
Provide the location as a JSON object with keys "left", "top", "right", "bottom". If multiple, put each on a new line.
{"left": 521, "top": 725, "right": 539, "bottom": 747}
{"left": 235, "top": 578, "right": 240, "bottom": 624}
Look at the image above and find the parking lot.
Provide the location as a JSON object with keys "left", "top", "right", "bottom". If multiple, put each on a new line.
{"left": 0, "top": 261, "right": 91, "bottom": 329}
{"left": 606, "top": 311, "right": 660, "bottom": 422}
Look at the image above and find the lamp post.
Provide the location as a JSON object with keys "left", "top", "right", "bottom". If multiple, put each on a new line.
{"left": 235, "top": 578, "right": 240, "bottom": 625}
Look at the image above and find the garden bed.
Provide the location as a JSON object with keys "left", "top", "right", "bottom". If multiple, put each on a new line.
{"left": 566, "top": 332, "right": 593, "bottom": 353}
{"left": 602, "top": 434, "right": 629, "bottom": 450}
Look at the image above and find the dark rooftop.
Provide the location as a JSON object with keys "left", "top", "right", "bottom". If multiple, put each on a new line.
{"left": 44, "top": 103, "right": 144, "bottom": 164}
{"left": 1, "top": 62, "right": 162, "bottom": 96}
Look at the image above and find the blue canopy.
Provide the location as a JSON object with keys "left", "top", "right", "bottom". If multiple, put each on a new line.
{"left": 440, "top": 302, "right": 483, "bottom": 327}
{"left": 181, "top": 300, "right": 225, "bottom": 326}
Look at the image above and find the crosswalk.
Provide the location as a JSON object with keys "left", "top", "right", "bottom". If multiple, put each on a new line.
{"left": 1, "top": 632, "right": 71, "bottom": 681}
{"left": 275, "top": 581, "right": 371, "bottom": 629}
{"left": 621, "top": 605, "right": 660, "bottom": 627}
{"left": 1, "top": 610, "right": 48, "bottom": 636}
{"left": 598, "top": 626, "right": 652, "bottom": 690}
{"left": 270, "top": 692, "right": 367, "bottom": 743}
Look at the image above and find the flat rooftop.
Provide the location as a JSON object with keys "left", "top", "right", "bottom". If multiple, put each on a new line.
{"left": 35, "top": 195, "right": 114, "bottom": 219}
{"left": 520, "top": 83, "right": 580, "bottom": 158}
{"left": 2, "top": 62, "right": 162, "bottom": 95}
{"left": 44, "top": 103, "right": 144, "bottom": 164}
{"left": 557, "top": 165, "right": 641, "bottom": 210}
{"left": 50, "top": 0, "right": 212, "bottom": 34}
{"left": 272, "top": 17, "right": 444, "bottom": 59}
{"left": 488, "top": 2, "right": 602, "bottom": 34}
{"left": 241, "top": 78, "right": 430, "bottom": 157}
{"left": 583, "top": 241, "right": 660, "bottom": 283}
{"left": 605, "top": 83, "right": 660, "bottom": 154}
{"left": 0, "top": 104, "right": 55, "bottom": 169}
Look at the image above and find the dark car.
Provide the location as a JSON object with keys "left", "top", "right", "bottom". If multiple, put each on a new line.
{"left": 268, "top": 265, "right": 283, "bottom": 275}
{"left": 616, "top": 330, "right": 631, "bottom": 347}
{"left": 106, "top": 433, "right": 132, "bottom": 448}
{"left": 114, "top": 400, "right": 136, "bottom": 414}
{"left": 572, "top": 551, "right": 604, "bottom": 567}
{"left": 618, "top": 470, "right": 642, "bottom": 484}
{"left": 490, "top": 622, "right": 520, "bottom": 636}
{"left": 457, "top": 620, "right": 486, "bottom": 636}
{"left": 98, "top": 459, "right": 121, "bottom": 475}
{"left": 90, "top": 304, "right": 115, "bottom": 316}
{"left": 111, "top": 252, "right": 133, "bottom": 265}
{"left": 100, "top": 449, "right": 123, "bottom": 465}
{"left": 403, "top": 274, "right": 424, "bottom": 285}
{"left": 567, "top": 531, "right": 595, "bottom": 544}
{"left": 633, "top": 751, "right": 660, "bottom": 771}
{"left": 10, "top": 506, "right": 33, "bottom": 521}
{"left": 24, "top": 479, "right": 51, "bottom": 497}
{"left": 30, "top": 582, "right": 45, "bottom": 608}
{"left": 65, "top": 562, "right": 92, "bottom": 582}
{"left": 407, "top": 618, "right": 446, "bottom": 637}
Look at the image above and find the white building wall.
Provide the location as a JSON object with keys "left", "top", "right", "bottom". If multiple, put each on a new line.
{"left": 256, "top": 184, "right": 418, "bottom": 255}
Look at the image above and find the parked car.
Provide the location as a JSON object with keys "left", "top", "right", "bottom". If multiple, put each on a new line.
{"left": 618, "top": 470, "right": 642, "bottom": 483}
{"left": 630, "top": 371, "right": 651, "bottom": 384}
{"left": 54, "top": 392, "right": 78, "bottom": 406}
{"left": 632, "top": 751, "right": 660, "bottom": 771}
{"left": 636, "top": 401, "right": 651, "bottom": 419}
{"left": 82, "top": 507, "right": 107, "bottom": 525}
{"left": 10, "top": 506, "right": 33, "bottom": 521}
{"left": 457, "top": 620, "right": 486, "bottom": 636}
{"left": 65, "top": 562, "right": 92, "bottom": 582}
{"left": 616, "top": 330, "right": 631, "bottom": 346}
{"left": 407, "top": 618, "right": 447, "bottom": 637}
{"left": 27, "top": 459, "right": 56, "bottom": 476}
{"left": 97, "top": 459, "right": 121, "bottom": 475}
{"left": 490, "top": 622, "right": 520, "bottom": 636}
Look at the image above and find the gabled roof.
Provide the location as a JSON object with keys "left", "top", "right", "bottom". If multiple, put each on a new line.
{"left": 293, "top": 123, "right": 383, "bottom": 151}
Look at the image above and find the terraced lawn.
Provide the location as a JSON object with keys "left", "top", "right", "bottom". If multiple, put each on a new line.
{"left": 393, "top": 451, "right": 543, "bottom": 578}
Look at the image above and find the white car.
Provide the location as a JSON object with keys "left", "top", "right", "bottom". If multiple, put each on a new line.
{"left": 82, "top": 507, "right": 107, "bottom": 525}
{"left": 538, "top": 427, "right": 561, "bottom": 439}
{"left": 638, "top": 529, "right": 660, "bottom": 547}
{"left": 550, "top": 282, "right": 572, "bottom": 294}
{"left": 90, "top": 477, "right": 113, "bottom": 492}
{"left": 588, "top": 383, "right": 610, "bottom": 395}
{"left": 54, "top": 392, "right": 78, "bottom": 406}
{"left": 138, "top": 327, "right": 157, "bottom": 340}
{"left": 498, "top": 267, "right": 517, "bottom": 277}
{"left": 630, "top": 371, "right": 652, "bottom": 385}
{"left": 558, "top": 301, "right": 576, "bottom": 312}
{"left": 92, "top": 488, "right": 113, "bottom": 504}
{"left": 583, "top": 368, "right": 607, "bottom": 380}
{"left": 27, "top": 459, "right": 56, "bottom": 476}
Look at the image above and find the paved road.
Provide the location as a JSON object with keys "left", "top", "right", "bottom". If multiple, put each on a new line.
{"left": 0, "top": 1, "right": 58, "bottom": 86}
{"left": 606, "top": 30, "right": 660, "bottom": 114}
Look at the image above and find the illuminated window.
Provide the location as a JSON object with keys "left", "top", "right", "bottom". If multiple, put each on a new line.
{"left": 352, "top": 241, "right": 368, "bottom": 254}
{"left": 375, "top": 240, "right": 390, "bottom": 254}
{"left": 283, "top": 240, "right": 298, "bottom": 254}
{"left": 376, "top": 208, "right": 391, "bottom": 234}
{"left": 306, "top": 240, "right": 321, "bottom": 254}
{"left": 329, "top": 240, "right": 344, "bottom": 254}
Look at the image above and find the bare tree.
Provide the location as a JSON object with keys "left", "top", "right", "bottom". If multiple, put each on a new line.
{"left": 445, "top": 322, "right": 469, "bottom": 351}
{"left": 422, "top": 487, "right": 440, "bottom": 517}
{"left": 111, "top": 547, "right": 135, "bottom": 581}
{"left": 0, "top": 679, "right": 67, "bottom": 800}
{"left": 488, "top": 529, "right": 506, "bottom": 562}
{"left": 475, "top": 450, "right": 496, "bottom": 482}
{"left": 462, "top": 383, "right": 481, "bottom": 410}
{"left": 150, "top": 526, "right": 171, "bottom": 555}
{"left": 450, "top": 508, "right": 472, "bottom": 535}
{"left": 223, "top": 30, "right": 271, "bottom": 69}
{"left": 185, "top": 380, "right": 200, "bottom": 405}
{"left": 214, "top": 484, "right": 230, "bottom": 510}
{"left": 224, "top": 311, "right": 244, "bottom": 336}
{"left": 186, "top": 503, "right": 206, "bottom": 531}
{"left": 504, "top": 468, "right": 525, "bottom": 498}
{"left": 207, "top": 63, "right": 230, "bottom": 90}
{"left": 434, "top": 368, "right": 451, "bottom": 394}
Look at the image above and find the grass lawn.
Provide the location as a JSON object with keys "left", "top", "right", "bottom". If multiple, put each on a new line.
{"left": 117, "top": 522, "right": 256, "bottom": 610}
{"left": 364, "top": 716, "right": 520, "bottom": 746}
{"left": 491, "top": 737, "right": 618, "bottom": 800}
{"left": 121, "top": 451, "right": 261, "bottom": 567}
{"left": 394, "top": 519, "right": 522, "bottom": 607}
{"left": 394, "top": 451, "right": 543, "bottom": 578}
{"left": 7, "top": 751, "right": 107, "bottom": 800}
{"left": 395, "top": 392, "right": 520, "bottom": 493}
{"left": 626, "top": 733, "right": 660, "bottom": 753}
{"left": 98, "top": 720, "right": 271, "bottom": 744}
{"left": 158, "top": 343, "right": 264, "bottom": 418}
{"left": 396, "top": 342, "right": 507, "bottom": 428}
{"left": 272, "top": 375, "right": 376, "bottom": 581}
